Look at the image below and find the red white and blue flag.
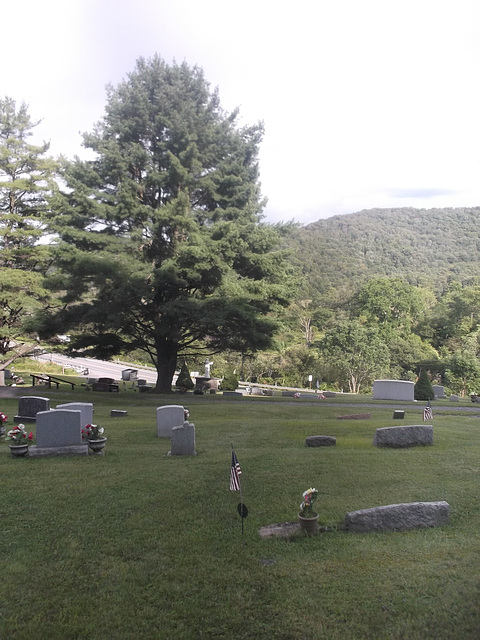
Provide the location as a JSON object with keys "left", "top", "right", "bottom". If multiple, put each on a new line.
{"left": 423, "top": 404, "right": 433, "bottom": 421}
{"left": 230, "top": 450, "right": 242, "bottom": 491}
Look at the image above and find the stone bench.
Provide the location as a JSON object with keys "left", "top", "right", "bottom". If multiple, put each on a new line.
{"left": 373, "top": 424, "right": 433, "bottom": 448}
{"left": 305, "top": 435, "right": 336, "bottom": 447}
{"left": 345, "top": 501, "right": 450, "bottom": 532}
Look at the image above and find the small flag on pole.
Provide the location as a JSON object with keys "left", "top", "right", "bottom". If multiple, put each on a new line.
{"left": 423, "top": 405, "right": 433, "bottom": 421}
{"left": 230, "top": 450, "right": 242, "bottom": 491}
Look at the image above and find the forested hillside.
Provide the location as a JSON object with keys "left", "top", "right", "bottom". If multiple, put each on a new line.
{"left": 287, "top": 207, "right": 480, "bottom": 294}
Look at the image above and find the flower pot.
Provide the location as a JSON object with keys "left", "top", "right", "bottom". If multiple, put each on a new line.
{"left": 298, "top": 512, "right": 319, "bottom": 534}
{"left": 87, "top": 437, "right": 107, "bottom": 453}
{"left": 9, "top": 444, "right": 29, "bottom": 457}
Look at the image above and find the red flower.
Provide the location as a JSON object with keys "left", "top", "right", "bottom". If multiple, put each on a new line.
{"left": 28, "top": 432, "right": 33, "bottom": 440}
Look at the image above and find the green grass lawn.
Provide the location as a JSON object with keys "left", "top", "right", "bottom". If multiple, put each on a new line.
{"left": 1, "top": 390, "right": 479, "bottom": 639}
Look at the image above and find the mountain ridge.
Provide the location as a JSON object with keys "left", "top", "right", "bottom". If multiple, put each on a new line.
{"left": 287, "top": 206, "right": 480, "bottom": 293}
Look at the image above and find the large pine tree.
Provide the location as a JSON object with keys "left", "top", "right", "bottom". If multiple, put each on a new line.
{"left": 0, "top": 97, "right": 58, "bottom": 381}
{"left": 44, "top": 56, "right": 292, "bottom": 392}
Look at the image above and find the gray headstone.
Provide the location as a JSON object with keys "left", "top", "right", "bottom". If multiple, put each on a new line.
{"left": 305, "top": 435, "right": 336, "bottom": 447}
{"left": 450, "top": 395, "right": 460, "bottom": 402}
{"left": 345, "top": 501, "right": 450, "bottom": 532}
{"left": 393, "top": 410, "right": 405, "bottom": 419}
{"left": 15, "top": 396, "right": 50, "bottom": 423}
{"left": 373, "top": 380, "right": 414, "bottom": 401}
{"left": 56, "top": 402, "right": 94, "bottom": 426}
{"left": 157, "top": 405, "right": 185, "bottom": 438}
{"left": 29, "top": 409, "right": 89, "bottom": 457}
{"left": 373, "top": 424, "right": 433, "bottom": 448}
{"left": 169, "top": 421, "right": 196, "bottom": 456}
{"left": 432, "top": 385, "right": 446, "bottom": 398}
{"left": 111, "top": 410, "right": 128, "bottom": 417}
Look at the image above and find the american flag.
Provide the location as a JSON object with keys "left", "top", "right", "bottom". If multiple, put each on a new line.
{"left": 230, "top": 450, "right": 242, "bottom": 491}
{"left": 423, "top": 405, "right": 433, "bottom": 421}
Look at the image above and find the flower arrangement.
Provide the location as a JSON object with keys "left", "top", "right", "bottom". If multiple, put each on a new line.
{"left": 0, "top": 411, "right": 7, "bottom": 424}
{"left": 299, "top": 487, "right": 319, "bottom": 518}
{"left": 6, "top": 424, "right": 33, "bottom": 445}
{"left": 82, "top": 424, "right": 105, "bottom": 440}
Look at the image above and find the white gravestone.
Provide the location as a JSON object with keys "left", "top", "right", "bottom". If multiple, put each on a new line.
{"left": 56, "top": 402, "right": 94, "bottom": 427}
{"left": 156, "top": 405, "right": 185, "bottom": 438}
{"left": 373, "top": 380, "right": 414, "bottom": 401}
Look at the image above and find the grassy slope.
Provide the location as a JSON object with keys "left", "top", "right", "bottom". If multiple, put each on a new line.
{"left": 1, "top": 390, "right": 479, "bottom": 639}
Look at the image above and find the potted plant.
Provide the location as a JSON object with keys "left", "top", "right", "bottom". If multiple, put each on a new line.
{"left": 298, "top": 487, "right": 319, "bottom": 533}
{"left": 6, "top": 423, "right": 33, "bottom": 456}
{"left": 82, "top": 423, "right": 107, "bottom": 453}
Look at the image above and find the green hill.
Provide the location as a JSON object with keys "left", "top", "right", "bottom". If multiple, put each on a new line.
{"left": 286, "top": 206, "right": 480, "bottom": 293}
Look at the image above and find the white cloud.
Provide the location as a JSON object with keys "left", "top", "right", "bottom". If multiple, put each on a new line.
{"left": 2, "top": 0, "right": 480, "bottom": 224}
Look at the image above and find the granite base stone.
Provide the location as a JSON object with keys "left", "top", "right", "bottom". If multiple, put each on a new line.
{"left": 373, "top": 424, "right": 433, "bottom": 448}
{"left": 345, "top": 501, "right": 450, "bottom": 532}
{"left": 29, "top": 444, "right": 89, "bottom": 457}
{"left": 305, "top": 435, "right": 336, "bottom": 447}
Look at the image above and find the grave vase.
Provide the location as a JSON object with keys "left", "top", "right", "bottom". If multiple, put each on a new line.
{"left": 87, "top": 437, "right": 107, "bottom": 454}
{"left": 298, "top": 512, "right": 319, "bottom": 534}
{"left": 9, "top": 444, "right": 30, "bottom": 457}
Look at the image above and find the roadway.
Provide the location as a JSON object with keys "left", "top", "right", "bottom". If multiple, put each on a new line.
{"left": 32, "top": 353, "right": 158, "bottom": 385}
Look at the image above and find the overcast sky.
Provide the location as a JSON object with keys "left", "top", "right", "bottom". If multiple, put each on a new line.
{"left": 2, "top": 0, "right": 480, "bottom": 225}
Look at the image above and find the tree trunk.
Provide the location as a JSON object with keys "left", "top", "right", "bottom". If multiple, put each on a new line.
{"left": 154, "top": 338, "right": 179, "bottom": 393}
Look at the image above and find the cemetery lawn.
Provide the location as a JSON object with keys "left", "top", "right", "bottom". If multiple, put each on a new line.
{"left": 1, "top": 391, "right": 480, "bottom": 639}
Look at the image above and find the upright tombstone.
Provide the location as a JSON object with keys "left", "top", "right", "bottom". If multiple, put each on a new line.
{"left": 157, "top": 405, "right": 185, "bottom": 438}
{"left": 373, "top": 380, "right": 414, "bottom": 401}
{"left": 56, "top": 402, "right": 94, "bottom": 427}
{"left": 169, "top": 421, "right": 196, "bottom": 456}
{"left": 29, "top": 409, "right": 88, "bottom": 457}
{"left": 432, "top": 385, "right": 446, "bottom": 399}
{"left": 15, "top": 396, "right": 50, "bottom": 423}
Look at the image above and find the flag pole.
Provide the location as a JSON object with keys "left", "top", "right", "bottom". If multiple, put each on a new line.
{"left": 231, "top": 444, "right": 246, "bottom": 534}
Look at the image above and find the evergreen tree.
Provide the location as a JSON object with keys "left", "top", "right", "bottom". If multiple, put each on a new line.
{"left": 175, "top": 361, "right": 194, "bottom": 391}
{"left": 414, "top": 369, "right": 435, "bottom": 401}
{"left": 0, "top": 97, "right": 58, "bottom": 382}
{"left": 43, "top": 57, "right": 293, "bottom": 392}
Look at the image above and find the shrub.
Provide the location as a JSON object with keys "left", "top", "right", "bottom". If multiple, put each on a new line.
{"left": 176, "top": 361, "right": 194, "bottom": 391}
{"left": 414, "top": 369, "right": 435, "bottom": 400}
{"left": 221, "top": 369, "right": 238, "bottom": 391}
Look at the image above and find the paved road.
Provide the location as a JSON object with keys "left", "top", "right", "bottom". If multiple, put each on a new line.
{"left": 33, "top": 353, "right": 158, "bottom": 385}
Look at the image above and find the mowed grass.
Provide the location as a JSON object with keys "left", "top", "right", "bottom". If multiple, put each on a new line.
{"left": 1, "top": 391, "right": 480, "bottom": 639}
